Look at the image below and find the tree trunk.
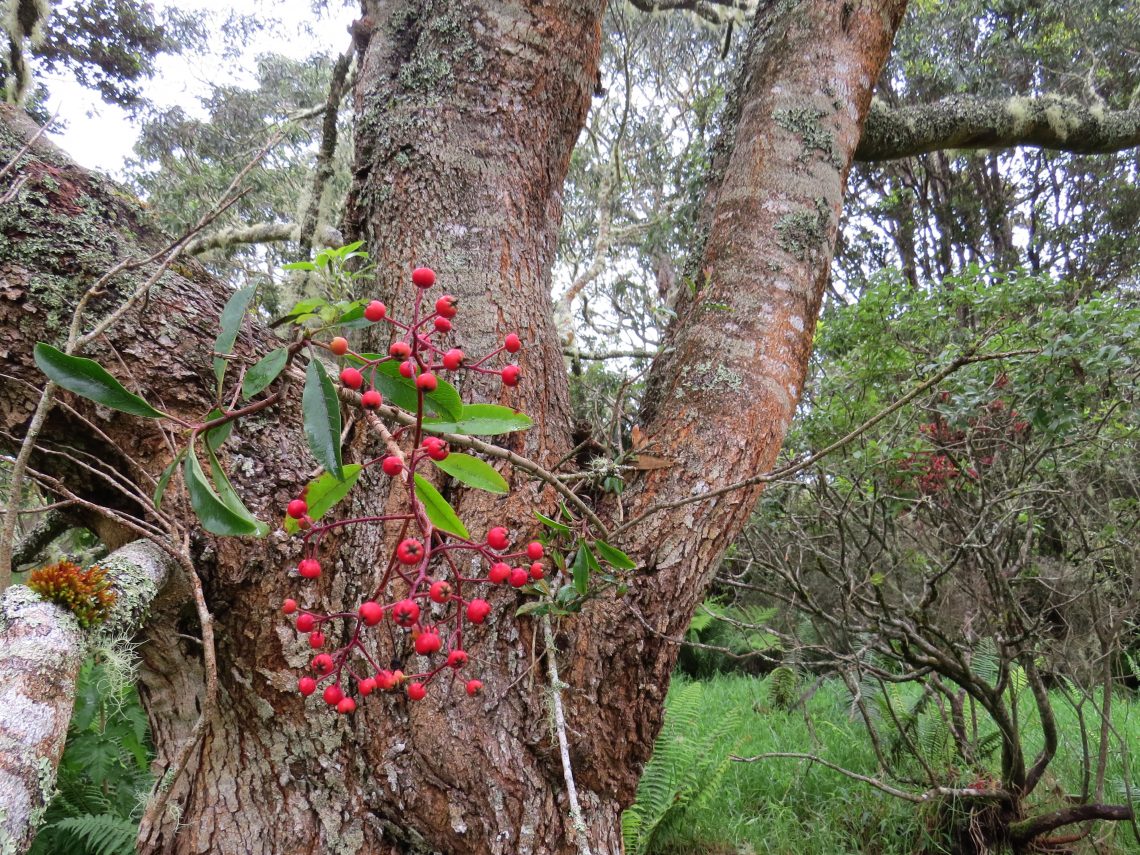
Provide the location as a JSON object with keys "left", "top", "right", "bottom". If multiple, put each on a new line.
{"left": 0, "top": 0, "right": 907, "bottom": 853}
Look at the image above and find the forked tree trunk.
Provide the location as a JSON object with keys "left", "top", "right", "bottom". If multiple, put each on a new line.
{"left": 0, "top": 1, "right": 905, "bottom": 852}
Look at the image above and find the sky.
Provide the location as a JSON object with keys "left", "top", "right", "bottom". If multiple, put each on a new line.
{"left": 40, "top": 0, "right": 356, "bottom": 178}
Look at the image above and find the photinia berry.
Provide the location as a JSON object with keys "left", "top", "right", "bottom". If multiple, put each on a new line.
{"left": 323, "top": 684, "right": 344, "bottom": 706}
{"left": 466, "top": 679, "right": 483, "bottom": 696}
{"left": 399, "top": 359, "right": 416, "bottom": 379}
{"left": 442, "top": 348, "right": 464, "bottom": 371}
{"left": 435, "top": 295, "right": 458, "bottom": 318}
{"left": 330, "top": 336, "right": 350, "bottom": 355}
{"left": 504, "top": 333, "right": 521, "bottom": 353}
{"left": 415, "top": 629, "right": 441, "bottom": 655}
{"left": 340, "top": 367, "right": 363, "bottom": 390}
{"left": 297, "top": 515, "right": 313, "bottom": 530}
{"left": 412, "top": 267, "right": 436, "bottom": 288}
{"left": 298, "top": 558, "right": 322, "bottom": 579}
{"left": 529, "top": 562, "right": 544, "bottom": 580}
{"left": 282, "top": 598, "right": 298, "bottom": 615}
{"left": 396, "top": 538, "right": 424, "bottom": 565}
{"left": 407, "top": 682, "right": 427, "bottom": 701}
{"left": 416, "top": 372, "right": 438, "bottom": 391}
{"left": 433, "top": 317, "right": 452, "bottom": 333}
{"left": 390, "top": 341, "right": 411, "bottom": 359}
{"left": 381, "top": 456, "right": 403, "bottom": 477}
{"left": 361, "top": 389, "right": 383, "bottom": 409}
{"left": 309, "top": 631, "right": 326, "bottom": 649}
{"left": 364, "top": 300, "right": 387, "bottom": 322}
{"left": 287, "top": 499, "right": 308, "bottom": 519}
{"left": 489, "top": 562, "right": 511, "bottom": 584}
{"left": 298, "top": 676, "right": 317, "bottom": 696}
{"left": 376, "top": 669, "right": 397, "bottom": 691}
{"left": 526, "top": 542, "right": 544, "bottom": 560}
{"left": 487, "top": 527, "right": 510, "bottom": 550}
{"left": 447, "top": 649, "right": 468, "bottom": 669}
{"left": 296, "top": 613, "right": 316, "bottom": 633}
{"left": 311, "top": 653, "right": 334, "bottom": 675}
{"left": 502, "top": 365, "right": 520, "bottom": 387}
{"left": 393, "top": 599, "right": 420, "bottom": 627}
{"left": 359, "top": 601, "right": 384, "bottom": 626}
{"left": 423, "top": 437, "right": 448, "bottom": 461}
{"left": 508, "top": 567, "right": 529, "bottom": 588}
{"left": 429, "top": 580, "right": 452, "bottom": 603}
{"left": 337, "top": 697, "right": 357, "bottom": 715}
{"left": 466, "top": 599, "right": 491, "bottom": 623}
{"left": 358, "top": 677, "right": 377, "bottom": 696}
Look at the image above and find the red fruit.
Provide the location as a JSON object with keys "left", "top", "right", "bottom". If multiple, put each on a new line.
{"left": 340, "top": 367, "right": 363, "bottom": 389}
{"left": 297, "top": 515, "right": 313, "bottom": 530}
{"left": 407, "top": 682, "right": 427, "bottom": 700}
{"left": 311, "top": 653, "right": 334, "bottom": 674}
{"left": 435, "top": 295, "right": 458, "bottom": 318}
{"left": 415, "top": 629, "right": 442, "bottom": 655}
{"left": 433, "top": 317, "right": 452, "bottom": 333}
{"left": 287, "top": 499, "right": 308, "bottom": 519}
{"left": 396, "top": 538, "right": 424, "bottom": 565}
{"left": 429, "top": 580, "right": 452, "bottom": 603}
{"left": 529, "top": 562, "right": 544, "bottom": 581}
{"left": 298, "top": 558, "right": 321, "bottom": 579}
{"left": 309, "top": 631, "right": 326, "bottom": 649}
{"left": 361, "top": 389, "right": 383, "bottom": 409}
{"left": 329, "top": 336, "right": 349, "bottom": 355}
{"left": 412, "top": 267, "right": 436, "bottom": 288}
{"left": 337, "top": 697, "right": 357, "bottom": 714}
{"left": 359, "top": 601, "right": 384, "bottom": 626}
{"left": 376, "top": 669, "right": 397, "bottom": 691}
{"left": 390, "top": 340, "right": 411, "bottom": 359}
{"left": 424, "top": 438, "right": 448, "bottom": 461}
{"left": 381, "top": 456, "right": 403, "bottom": 477}
{"left": 364, "top": 300, "right": 387, "bottom": 322}
{"left": 488, "top": 562, "right": 511, "bottom": 584}
{"left": 508, "top": 567, "right": 529, "bottom": 588}
{"left": 466, "top": 679, "right": 483, "bottom": 696}
{"left": 282, "top": 598, "right": 298, "bottom": 615}
{"left": 298, "top": 676, "right": 317, "bottom": 696}
{"left": 504, "top": 333, "right": 521, "bottom": 353}
{"left": 296, "top": 613, "right": 316, "bottom": 633}
{"left": 323, "top": 684, "right": 344, "bottom": 706}
{"left": 442, "top": 348, "right": 464, "bottom": 370}
{"left": 399, "top": 359, "right": 416, "bottom": 378}
{"left": 358, "top": 677, "right": 376, "bottom": 696}
{"left": 487, "top": 527, "right": 510, "bottom": 550}
{"left": 416, "top": 372, "right": 438, "bottom": 391}
{"left": 392, "top": 598, "right": 420, "bottom": 627}
{"left": 447, "top": 649, "right": 468, "bottom": 669}
{"left": 501, "top": 365, "right": 520, "bottom": 387}
{"left": 466, "top": 598, "right": 491, "bottom": 623}
{"left": 526, "top": 541, "right": 544, "bottom": 560}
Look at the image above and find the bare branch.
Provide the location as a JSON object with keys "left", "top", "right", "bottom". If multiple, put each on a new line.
{"left": 184, "top": 222, "right": 344, "bottom": 256}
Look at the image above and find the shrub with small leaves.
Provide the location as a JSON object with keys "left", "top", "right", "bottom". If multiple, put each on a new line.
{"left": 27, "top": 561, "right": 116, "bottom": 629}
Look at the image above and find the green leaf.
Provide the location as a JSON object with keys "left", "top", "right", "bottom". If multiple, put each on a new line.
{"left": 241, "top": 348, "right": 288, "bottom": 399}
{"left": 351, "top": 359, "right": 463, "bottom": 421}
{"left": 213, "top": 286, "right": 256, "bottom": 392}
{"left": 207, "top": 446, "right": 268, "bottom": 536}
{"left": 183, "top": 450, "right": 261, "bottom": 536}
{"left": 334, "top": 300, "right": 372, "bottom": 330}
{"left": 433, "top": 453, "right": 508, "bottom": 494}
{"left": 153, "top": 450, "right": 185, "bottom": 510}
{"left": 413, "top": 474, "right": 469, "bottom": 538}
{"left": 284, "top": 464, "right": 362, "bottom": 534}
{"left": 302, "top": 357, "right": 344, "bottom": 480}
{"left": 34, "top": 343, "right": 167, "bottom": 418}
{"left": 203, "top": 408, "right": 233, "bottom": 453}
{"left": 535, "top": 510, "right": 570, "bottom": 534}
{"left": 571, "top": 539, "right": 591, "bottom": 595}
{"left": 593, "top": 539, "right": 636, "bottom": 570}
{"left": 422, "top": 404, "right": 532, "bottom": 436}
{"left": 514, "top": 601, "right": 550, "bottom": 618}
{"left": 281, "top": 260, "right": 317, "bottom": 271}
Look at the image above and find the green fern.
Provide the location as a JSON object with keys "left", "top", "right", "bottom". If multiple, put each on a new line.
{"left": 53, "top": 814, "right": 138, "bottom": 855}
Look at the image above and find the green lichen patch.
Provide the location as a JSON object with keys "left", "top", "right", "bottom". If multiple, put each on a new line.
{"left": 775, "top": 105, "right": 840, "bottom": 167}
{"left": 775, "top": 199, "right": 830, "bottom": 261}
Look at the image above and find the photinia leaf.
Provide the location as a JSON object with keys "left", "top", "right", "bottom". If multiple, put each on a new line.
{"left": 413, "top": 474, "right": 469, "bottom": 539}
{"left": 183, "top": 450, "right": 260, "bottom": 536}
{"left": 283, "top": 464, "right": 362, "bottom": 533}
{"left": 213, "top": 286, "right": 256, "bottom": 392}
{"left": 241, "top": 348, "right": 288, "bottom": 399}
{"left": 432, "top": 453, "right": 508, "bottom": 494}
{"left": 349, "top": 358, "right": 463, "bottom": 421}
{"left": 34, "top": 343, "right": 167, "bottom": 418}
{"left": 207, "top": 446, "right": 268, "bottom": 536}
{"left": 514, "top": 601, "right": 550, "bottom": 618}
{"left": 153, "top": 450, "right": 185, "bottom": 510}
{"left": 334, "top": 300, "right": 372, "bottom": 330}
{"left": 203, "top": 408, "right": 233, "bottom": 453}
{"left": 593, "top": 539, "right": 636, "bottom": 570}
{"left": 535, "top": 510, "right": 570, "bottom": 534}
{"left": 571, "top": 539, "right": 591, "bottom": 595}
{"left": 302, "top": 357, "right": 344, "bottom": 480}
{"left": 422, "top": 404, "right": 532, "bottom": 436}
{"left": 269, "top": 297, "right": 327, "bottom": 328}
{"left": 280, "top": 261, "right": 317, "bottom": 271}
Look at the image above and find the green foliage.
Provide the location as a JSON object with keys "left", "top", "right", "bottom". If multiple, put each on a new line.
{"left": 301, "top": 356, "right": 344, "bottom": 481}
{"left": 283, "top": 465, "right": 363, "bottom": 534}
{"left": 33, "top": 344, "right": 167, "bottom": 419}
{"left": 422, "top": 404, "right": 533, "bottom": 436}
{"left": 412, "top": 475, "right": 469, "bottom": 539}
{"left": 432, "top": 453, "right": 508, "bottom": 494}
{"left": 676, "top": 600, "right": 780, "bottom": 679}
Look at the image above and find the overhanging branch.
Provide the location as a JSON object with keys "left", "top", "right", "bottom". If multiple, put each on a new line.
{"left": 857, "top": 95, "right": 1140, "bottom": 161}
{"left": 184, "top": 223, "right": 344, "bottom": 256}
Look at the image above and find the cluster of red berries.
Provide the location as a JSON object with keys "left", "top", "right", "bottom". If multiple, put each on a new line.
{"left": 280, "top": 266, "right": 539, "bottom": 714}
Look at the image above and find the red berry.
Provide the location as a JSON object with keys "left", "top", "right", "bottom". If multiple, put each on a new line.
{"left": 381, "top": 456, "right": 403, "bottom": 477}
{"left": 330, "top": 336, "right": 349, "bottom": 355}
{"left": 340, "top": 367, "right": 363, "bottom": 389}
{"left": 447, "top": 649, "right": 468, "bottom": 669}
{"left": 337, "top": 697, "right": 357, "bottom": 714}
{"left": 364, "top": 300, "right": 386, "bottom": 322}
{"left": 416, "top": 372, "right": 438, "bottom": 391}
{"left": 429, "top": 580, "right": 452, "bottom": 603}
{"left": 298, "top": 558, "right": 321, "bottom": 579}
{"left": 396, "top": 538, "right": 424, "bottom": 565}
{"left": 504, "top": 333, "right": 521, "bottom": 353}
{"left": 359, "top": 601, "right": 384, "bottom": 626}
{"left": 287, "top": 499, "right": 308, "bottom": 519}
{"left": 393, "top": 598, "right": 420, "bottom": 627}
{"left": 311, "top": 653, "right": 334, "bottom": 674}
{"left": 376, "top": 669, "right": 397, "bottom": 690}
{"left": 323, "top": 684, "right": 344, "bottom": 705}
{"left": 390, "top": 340, "right": 411, "bottom": 359}
{"left": 488, "top": 562, "right": 511, "bottom": 584}
{"left": 399, "top": 359, "right": 416, "bottom": 378}
{"left": 424, "top": 438, "right": 448, "bottom": 461}
{"left": 358, "top": 677, "right": 377, "bottom": 696}
{"left": 466, "top": 598, "right": 491, "bottom": 624}
{"left": 466, "top": 679, "right": 483, "bottom": 696}
{"left": 502, "top": 365, "right": 520, "bottom": 387}
{"left": 412, "top": 267, "right": 436, "bottom": 288}
{"left": 407, "top": 682, "right": 427, "bottom": 700}
{"left": 309, "top": 631, "right": 326, "bottom": 649}
{"left": 361, "top": 389, "right": 383, "bottom": 409}
{"left": 487, "top": 527, "right": 510, "bottom": 550}
{"left": 296, "top": 613, "right": 316, "bottom": 633}
{"left": 415, "top": 629, "right": 442, "bottom": 655}
{"left": 529, "top": 562, "right": 544, "bottom": 580}
{"left": 298, "top": 676, "right": 317, "bottom": 696}
{"left": 282, "top": 598, "right": 298, "bottom": 615}
{"left": 442, "top": 348, "right": 464, "bottom": 370}
{"left": 434, "top": 317, "right": 452, "bottom": 333}
{"left": 297, "top": 515, "right": 313, "bottom": 530}
{"left": 435, "top": 295, "right": 458, "bottom": 318}
{"left": 526, "top": 542, "right": 544, "bottom": 560}
{"left": 508, "top": 567, "right": 529, "bottom": 588}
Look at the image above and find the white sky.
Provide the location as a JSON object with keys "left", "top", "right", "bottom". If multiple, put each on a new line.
{"left": 39, "top": 0, "right": 355, "bottom": 178}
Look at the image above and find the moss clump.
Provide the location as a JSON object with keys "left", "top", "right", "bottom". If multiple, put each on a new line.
{"left": 27, "top": 561, "right": 116, "bottom": 629}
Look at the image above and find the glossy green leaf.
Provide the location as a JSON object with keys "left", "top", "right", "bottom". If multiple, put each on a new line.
{"left": 571, "top": 539, "right": 591, "bottom": 595}
{"left": 241, "top": 348, "right": 288, "bottom": 399}
{"left": 213, "top": 286, "right": 256, "bottom": 391}
{"left": 153, "top": 450, "right": 185, "bottom": 509}
{"left": 203, "top": 408, "right": 233, "bottom": 453}
{"left": 352, "top": 359, "right": 463, "bottom": 421}
{"left": 269, "top": 297, "right": 326, "bottom": 328}
{"left": 207, "top": 447, "right": 268, "bottom": 536}
{"left": 34, "top": 343, "right": 167, "bottom": 418}
{"left": 283, "top": 464, "right": 362, "bottom": 534}
{"left": 183, "top": 451, "right": 261, "bottom": 536}
{"left": 433, "top": 453, "right": 508, "bottom": 494}
{"left": 515, "top": 601, "right": 550, "bottom": 618}
{"left": 302, "top": 357, "right": 344, "bottom": 480}
{"left": 593, "top": 539, "right": 636, "bottom": 570}
{"left": 413, "top": 474, "right": 469, "bottom": 539}
{"left": 423, "top": 404, "right": 532, "bottom": 436}
{"left": 535, "top": 510, "right": 570, "bottom": 534}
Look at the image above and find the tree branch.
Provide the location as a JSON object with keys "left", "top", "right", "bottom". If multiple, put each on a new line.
{"left": 9, "top": 508, "right": 72, "bottom": 569}
{"left": 857, "top": 95, "right": 1140, "bottom": 162}
{"left": 1009, "top": 803, "right": 1135, "bottom": 846}
{"left": 184, "top": 222, "right": 344, "bottom": 256}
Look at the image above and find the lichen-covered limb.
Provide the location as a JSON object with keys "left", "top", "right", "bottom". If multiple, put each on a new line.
{"left": 9, "top": 509, "right": 72, "bottom": 570}
{"left": 184, "top": 222, "right": 344, "bottom": 256}
{"left": 857, "top": 95, "right": 1140, "bottom": 161}
{"left": 0, "top": 540, "right": 175, "bottom": 854}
